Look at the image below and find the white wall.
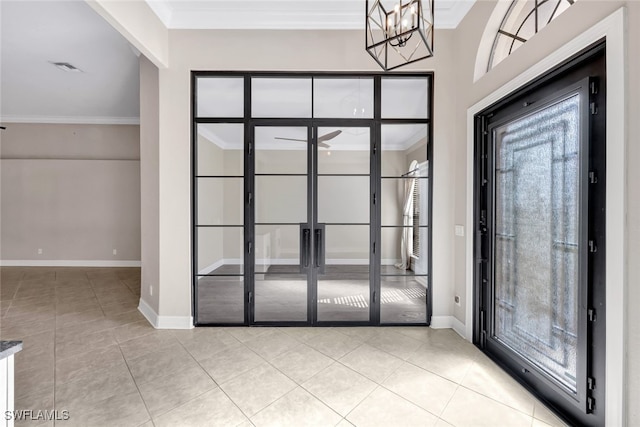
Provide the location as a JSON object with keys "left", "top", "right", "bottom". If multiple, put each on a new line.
{"left": 0, "top": 123, "right": 140, "bottom": 264}
{"left": 139, "top": 55, "right": 160, "bottom": 315}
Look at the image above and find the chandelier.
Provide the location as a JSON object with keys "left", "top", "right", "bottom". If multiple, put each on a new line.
{"left": 366, "top": 0, "right": 434, "bottom": 71}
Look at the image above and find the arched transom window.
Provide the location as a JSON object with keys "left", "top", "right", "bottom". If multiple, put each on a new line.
{"left": 488, "top": 0, "right": 578, "bottom": 71}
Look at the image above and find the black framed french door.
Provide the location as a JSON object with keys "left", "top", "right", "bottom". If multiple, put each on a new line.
{"left": 192, "top": 72, "right": 433, "bottom": 328}
{"left": 474, "top": 43, "right": 605, "bottom": 426}
{"left": 250, "top": 122, "right": 375, "bottom": 325}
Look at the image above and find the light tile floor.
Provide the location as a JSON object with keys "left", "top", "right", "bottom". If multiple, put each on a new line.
{"left": 0, "top": 267, "right": 568, "bottom": 427}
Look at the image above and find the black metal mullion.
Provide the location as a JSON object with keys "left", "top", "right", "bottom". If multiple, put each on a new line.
{"left": 191, "top": 72, "right": 199, "bottom": 325}
{"left": 310, "top": 124, "right": 318, "bottom": 324}
{"left": 372, "top": 75, "right": 382, "bottom": 325}
{"left": 426, "top": 73, "right": 434, "bottom": 325}
{"left": 245, "top": 75, "right": 253, "bottom": 326}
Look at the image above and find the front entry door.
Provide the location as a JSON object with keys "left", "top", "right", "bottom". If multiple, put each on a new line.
{"left": 251, "top": 124, "right": 372, "bottom": 325}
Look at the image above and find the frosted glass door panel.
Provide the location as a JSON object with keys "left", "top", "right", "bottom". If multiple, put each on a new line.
{"left": 493, "top": 94, "right": 580, "bottom": 392}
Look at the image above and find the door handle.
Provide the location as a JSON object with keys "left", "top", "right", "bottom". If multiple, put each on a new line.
{"left": 314, "top": 224, "right": 325, "bottom": 274}
{"left": 315, "top": 229, "right": 322, "bottom": 267}
{"left": 300, "top": 224, "right": 311, "bottom": 272}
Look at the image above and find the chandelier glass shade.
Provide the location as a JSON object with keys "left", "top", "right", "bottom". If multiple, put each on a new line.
{"left": 365, "top": 0, "right": 434, "bottom": 71}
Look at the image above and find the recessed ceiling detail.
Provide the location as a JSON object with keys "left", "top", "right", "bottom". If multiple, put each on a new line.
{"left": 145, "top": 0, "right": 476, "bottom": 30}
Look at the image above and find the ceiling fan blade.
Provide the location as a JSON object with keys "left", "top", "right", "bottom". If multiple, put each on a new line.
{"left": 318, "top": 141, "right": 331, "bottom": 148}
{"left": 317, "top": 129, "right": 342, "bottom": 143}
{"left": 274, "top": 137, "right": 308, "bottom": 142}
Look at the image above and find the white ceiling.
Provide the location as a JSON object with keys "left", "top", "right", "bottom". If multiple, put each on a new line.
{"left": 0, "top": 1, "right": 140, "bottom": 124}
{"left": 146, "top": 0, "right": 476, "bottom": 30}
{"left": 0, "top": 0, "right": 474, "bottom": 124}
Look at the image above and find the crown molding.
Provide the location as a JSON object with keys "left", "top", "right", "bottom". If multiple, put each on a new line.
{"left": 0, "top": 116, "right": 140, "bottom": 125}
{"left": 146, "top": 0, "right": 475, "bottom": 30}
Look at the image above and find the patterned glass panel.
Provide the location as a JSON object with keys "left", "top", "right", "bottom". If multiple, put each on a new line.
{"left": 493, "top": 94, "right": 580, "bottom": 392}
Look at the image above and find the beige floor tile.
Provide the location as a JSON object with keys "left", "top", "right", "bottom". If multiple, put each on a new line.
{"left": 138, "top": 363, "right": 217, "bottom": 417}
{"left": 61, "top": 390, "right": 150, "bottom": 427}
{"left": 278, "top": 326, "right": 333, "bottom": 343}
{"left": 153, "top": 388, "right": 248, "bottom": 427}
{"left": 22, "top": 271, "right": 55, "bottom": 281}
{"left": 15, "top": 349, "right": 54, "bottom": 375}
{"left": 532, "top": 420, "right": 555, "bottom": 427}
{"left": 339, "top": 343, "right": 404, "bottom": 383}
{"left": 55, "top": 344, "right": 125, "bottom": 384}
{"left": 347, "top": 387, "right": 438, "bottom": 427}
{"left": 14, "top": 330, "right": 55, "bottom": 357}
{"left": 55, "top": 298, "right": 101, "bottom": 315}
{"left": 1, "top": 318, "right": 55, "bottom": 339}
{"left": 367, "top": 329, "right": 423, "bottom": 360}
{"left": 199, "top": 343, "right": 263, "bottom": 384}
{"left": 112, "top": 319, "right": 156, "bottom": 343}
{"left": 334, "top": 326, "right": 381, "bottom": 343}
{"left": 302, "top": 362, "right": 377, "bottom": 417}
{"left": 251, "top": 387, "right": 342, "bottom": 427}
{"left": 440, "top": 387, "right": 532, "bottom": 427}
{"left": 305, "top": 329, "right": 362, "bottom": 359}
{"left": 434, "top": 419, "right": 455, "bottom": 427}
{"left": 336, "top": 419, "right": 355, "bottom": 426}
{"left": 533, "top": 402, "right": 569, "bottom": 427}
{"left": 13, "top": 288, "right": 56, "bottom": 301}
{"left": 126, "top": 342, "right": 200, "bottom": 385}
{"left": 55, "top": 329, "right": 117, "bottom": 360}
{"left": 244, "top": 329, "right": 301, "bottom": 361}
{"left": 14, "top": 388, "right": 54, "bottom": 413}
{"left": 101, "top": 300, "right": 139, "bottom": 317}
{"left": 270, "top": 343, "right": 334, "bottom": 383}
{"left": 226, "top": 326, "right": 271, "bottom": 343}
{"left": 54, "top": 317, "right": 113, "bottom": 341}
{"left": 55, "top": 308, "right": 105, "bottom": 329}
{"left": 394, "top": 326, "right": 434, "bottom": 342}
{"left": 220, "top": 363, "right": 297, "bottom": 417}
{"left": 15, "top": 365, "right": 54, "bottom": 399}
{"left": 408, "top": 343, "right": 476, "bottom": 383}
{"left": 55, "top": 362, "right": 138, "bottom": 408}
{"left": 118, "top": 330, "right": 178, "bottom": 360}
{"left": 3, "top": 305, "right": 56, "bottom": 323}
{"left": 461, "top": 354, "right": 536, "bottom": 415}
{"left": 382, "top": 362, "right": 458, "bottom": 416}
{"left": 181, "top": 329, "right": 242, "bottom": 362}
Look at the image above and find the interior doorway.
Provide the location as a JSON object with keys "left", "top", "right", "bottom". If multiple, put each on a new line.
{"left": 192, "top": 73, "right": 432, "bottom": 326}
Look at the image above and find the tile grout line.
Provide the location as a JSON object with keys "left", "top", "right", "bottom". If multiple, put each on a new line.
{"left": 171, "top": 329, "right": 256, "bottom": 424}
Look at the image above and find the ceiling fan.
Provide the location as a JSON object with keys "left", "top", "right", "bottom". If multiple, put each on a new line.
{"left": 274, "top": 129, "right": 341, "bottom": 148}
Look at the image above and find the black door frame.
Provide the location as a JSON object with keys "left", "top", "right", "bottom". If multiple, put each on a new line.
{"left": 473, "top": 42, "right": 606, "bottom": 426}
{"left": 192, "top": 71, "right": 433, "bottom": 327}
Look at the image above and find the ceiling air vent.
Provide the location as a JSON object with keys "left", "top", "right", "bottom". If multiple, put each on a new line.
{"left": 51, "top": 62, "right": 82, "bottom": 72}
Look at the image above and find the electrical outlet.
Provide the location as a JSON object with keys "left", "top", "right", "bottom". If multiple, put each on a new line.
{"left": 113, "top": 249, "right": 117, "bottom": 255}
{"left": 37, "top": 248, "right": 43, "bottom": 255}
{"left": 454, "top": 295, "right": 461, "bottom": 305}
{"left": 149, "top": 285, "right": 153, "bottom": 296}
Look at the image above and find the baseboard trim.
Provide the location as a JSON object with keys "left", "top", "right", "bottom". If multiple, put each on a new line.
{"left": 0, "top": 260, "right": 142, "bottom": 267}
{"left": 138, "top": 298, "right": 193, "bottom": 329}
{"left": 430, "top": 315, "right": 467, "bottom": 339}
